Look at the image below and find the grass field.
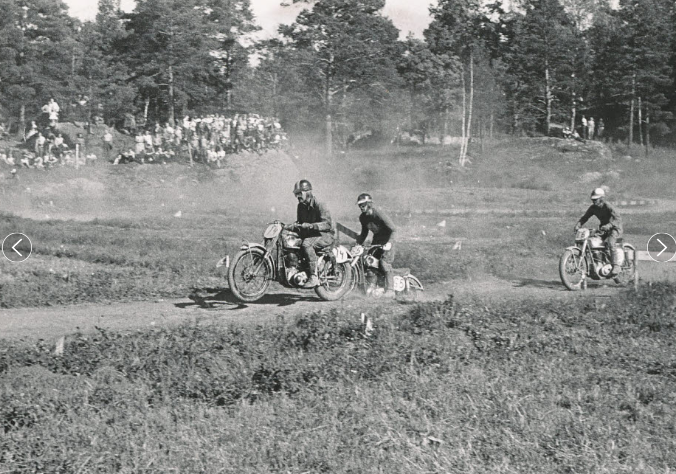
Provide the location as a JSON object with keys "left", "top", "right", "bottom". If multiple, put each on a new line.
{"left": 1, "top": 283, "right": 675, "bottom": 472}
{"left": 1, "top": 137, "right": 675, "bottom": 472}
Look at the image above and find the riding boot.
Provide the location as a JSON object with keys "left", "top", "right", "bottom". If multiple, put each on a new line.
{"left": 303, "top": 260, "right": 320, "bottom": 288}
{"left": 383, "top": 271, "right": 396, "bottom": 298}
{"left": 608, "top": 249, "right": 621, "bottom": 277}
{"left": 365, "top": 273, "right": 377, "bottom": 296}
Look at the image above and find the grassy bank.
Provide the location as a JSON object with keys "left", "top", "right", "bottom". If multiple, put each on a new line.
{"left": 1, "top": 283, "right": 675, "bottom": 472}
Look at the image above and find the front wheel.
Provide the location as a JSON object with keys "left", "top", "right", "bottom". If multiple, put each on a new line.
{"left": 315, "top": 258, "right": 353, "bottom": 301}
{"left": 227, "top": 248, "right": 273, "bottom": 303}
{"left": 559, "top": 248, "right": 588, "bottom": 291}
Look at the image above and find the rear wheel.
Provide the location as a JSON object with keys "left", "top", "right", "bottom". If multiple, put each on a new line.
{"left": 397, "top": 276, "right": 424, "bottom": 302}
{"left": 315, "top": 257, "right": 353, "bottom": 301}
{"left": 227, "top": 248, "right": 273, "bottom": 303}
{"left": 559, "top": 249, "right": 588, "bottom": 291}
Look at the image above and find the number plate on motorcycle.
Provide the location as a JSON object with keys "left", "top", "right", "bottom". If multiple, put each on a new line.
{"left": 393, "top": 276, "right": 406, "bottom": 292}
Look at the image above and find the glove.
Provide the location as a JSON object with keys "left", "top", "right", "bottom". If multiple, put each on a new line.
{"left": 599, "top": 224, "right": 611, "bottom": 233}
{"left": 573, "top": 223, "right": 581, "bottom": 233}
{"left": 351, "top": 244, "right": 363, "bottom": 254}
{"left": 383, "top": 242, "right": 392, "bottom": 251}
{"left": 300, "top": 222, "right": 314, "bottom": 230}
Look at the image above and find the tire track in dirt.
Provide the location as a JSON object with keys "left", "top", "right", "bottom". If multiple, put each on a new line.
{"left": 0, "top": 277, "right": 619, "bottom": 342}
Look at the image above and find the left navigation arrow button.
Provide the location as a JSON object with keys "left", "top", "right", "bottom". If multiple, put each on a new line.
{"left": 2, "top": 233, "right": 32, "bottom": 263}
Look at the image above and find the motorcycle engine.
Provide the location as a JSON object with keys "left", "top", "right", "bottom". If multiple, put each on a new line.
{"left": 290, "top": 271, "right": 308, "bottom": 287}
{"left": 364, "top": 255, "right": 380, "bottom": 269}
{"left": 596, "top": 263, "right": 613, "bottom": 277}
{"left": 284, "top": 251, "right": 308, "bottom": 287}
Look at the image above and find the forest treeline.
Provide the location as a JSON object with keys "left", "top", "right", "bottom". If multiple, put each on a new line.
{"left": 0, "top": 0, "right": 673, "bottom": 153}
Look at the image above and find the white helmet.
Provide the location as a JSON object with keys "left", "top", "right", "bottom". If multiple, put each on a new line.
{"left": 591, "top": 188, "right": 605, "bottom": 200}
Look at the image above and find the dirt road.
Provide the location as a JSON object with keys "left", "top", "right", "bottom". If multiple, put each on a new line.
{"left": 0, "top": 275, "right": 627, "bottom": 342}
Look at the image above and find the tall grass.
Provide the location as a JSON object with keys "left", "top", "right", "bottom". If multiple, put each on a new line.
{"left": 1, "top": 283, "right": 675, "bottom": 472}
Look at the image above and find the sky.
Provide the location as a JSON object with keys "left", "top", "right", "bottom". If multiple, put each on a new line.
{"left": 63, "top": 0, "right": 433, "bottom": 39}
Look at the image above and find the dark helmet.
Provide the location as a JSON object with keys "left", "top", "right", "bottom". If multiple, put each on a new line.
{"left": 356, "top": 193, "right": 373, "bottom": 205}
{"left": 293, "top": 179, "right": 313, "bottom": 194}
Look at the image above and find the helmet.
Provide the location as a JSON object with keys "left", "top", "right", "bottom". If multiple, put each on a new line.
{"left": 591, "top": 188, "right": 605, "bottom": 200}
{"left": 357, "top": 193, "right": 373, "bottom": 205}
{"left": 293, "top": 179, "right": 312, "bottom": 194}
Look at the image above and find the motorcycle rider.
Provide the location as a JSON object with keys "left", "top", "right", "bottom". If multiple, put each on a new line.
{"left": 290, "top": 179, "right": 334, "bottom": 288}
{"left": 354, "top": 193, "right": 397, "bottom": 298}
{"left": 574, "top": 187, "right": 624, "bottom": 277}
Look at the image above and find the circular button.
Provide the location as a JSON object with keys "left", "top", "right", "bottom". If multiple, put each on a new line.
{"left": 2, "top": 233, "right": 33, "bottom": 263}
{"left": 647, "top": 233, "right": 676, "bottom": 262}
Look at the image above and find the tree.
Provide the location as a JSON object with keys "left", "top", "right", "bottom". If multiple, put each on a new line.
{"left": 506, "top": 0, "right": 577, "bottom": 136}
{"left": 0, "top": 0, "right": 78, "bottom": 133}
{"left": 280, "top": 0, "right": 403, "bottom": 155}
{"left": 589, "top": 0, "right": 673, "bottom": 145}
{"left": 119, "top": 0, "right": 257, "bottom": 125}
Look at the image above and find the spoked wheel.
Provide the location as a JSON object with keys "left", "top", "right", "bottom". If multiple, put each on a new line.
{"left": 227, "top": 248, "right": 273, "bottom": 303}
{"left": 559, "top": 249, "right": 588, "bottom": 291}
{"left": 614, "top": 245, "right": 638, "bottom": 287}
{"left": 315, "top": 258, "right": 353, "bottom": 301}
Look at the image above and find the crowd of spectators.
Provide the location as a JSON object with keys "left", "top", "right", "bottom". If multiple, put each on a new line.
{"left": 115, "top": 113, "right": 288, "bottom": 166}
{"left": 1, "top": 103, "right": 289, "bottom": 173}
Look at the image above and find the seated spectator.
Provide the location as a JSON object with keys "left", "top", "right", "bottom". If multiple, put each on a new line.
{"left": 20, "top": 151, "right": 33, "bottom": 168}
{"left": 113, "top": 148, "right": 136, "bottom": 165}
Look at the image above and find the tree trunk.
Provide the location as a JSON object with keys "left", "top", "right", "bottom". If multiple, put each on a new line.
{"left": 628, "top": 73, "right": 635, "bottom": 146}
{"left": 645, "top": 113, "right": 650, "bottom": 155}
{"left": 545, "top": 60, "right": 552, "bottom": 136}
{"left": 637, "top": 96, "right": 643, "bottom": 146}
{"left": 19, "top": 104, "right": 26, "bottom": 140}
{"left": 144, "top": 96, "right": 150, "bottom": 125}
{"left": 168, "top": 65, "right": 175, "bottom": 126}
{"left": 570, "top": 85, "right": 576, "bottom": 131}
{"left": 459, "top": 64, "right": 466, "bottom": 165}
{"left": 324, "top": 53, "right": 334, "bottom": 157}
{"left": 465, "top": 52, "right": 474, "bottom": 164}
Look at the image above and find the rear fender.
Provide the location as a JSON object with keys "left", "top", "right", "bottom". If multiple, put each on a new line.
{"left": 404, "top": 275, "right": 424, "bottom": 291}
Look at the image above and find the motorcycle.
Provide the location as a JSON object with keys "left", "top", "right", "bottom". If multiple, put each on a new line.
{"left": 559, "top": 228, "right": 638, "bottom": 291}
{"left": 348, "top": 245, "right": 424, "bottom": 301}
{"left": 220, "top": 221, "right": 353, "bottom": 303}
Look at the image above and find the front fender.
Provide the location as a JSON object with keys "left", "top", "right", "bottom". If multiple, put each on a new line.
{"left": 565, "top": 246, "right": 582, "bottom": 254}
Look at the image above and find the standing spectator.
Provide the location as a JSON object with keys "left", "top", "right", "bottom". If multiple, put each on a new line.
{"left": 53, "top": 133, "right": 65, "bottom": 161}
{"left": 597, "top": 119, "right": 605, "bottom": 141}
{"left": 143, "top": 130, "right": 154, "bottom": 154}
{"left": 47, "top": 98, "right": 60, "bottom": 126}
{"left": 581, "top": 115, "right": 588, "bottom": 139}
{"left": 25, "top": 121, "right": 38, "bottom": 142}
{"left": 103, "top": 129, "right": 114, "bottom": 161}
{"left": 35, "top": 132, "right": 46, "bottom": 157}
{"left": 134, "top": 132, "right": 145, "bottom": 155}
{"left": 588, "top": 117, "right": 596, "bottom": 140}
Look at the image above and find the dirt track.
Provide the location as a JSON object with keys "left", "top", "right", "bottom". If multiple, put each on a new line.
{"left": 0, "top": 275, "right": 627, "bottom": 342}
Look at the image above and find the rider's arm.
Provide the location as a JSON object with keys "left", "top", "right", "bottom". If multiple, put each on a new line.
{"left": 356, "top": 214, "right": 369, "bottom": 245}
{"left": 575, "top": 206, "right": 594, "bottom": 230}
{"left": 602, "top": 203, "right": 623, "bottom": 233}
{"left": 312, "top": 201, "right": 333, "bottom": 232}
{"left": 377, "top": 209, "right": 397, "bottom": 243}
